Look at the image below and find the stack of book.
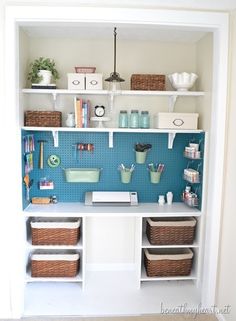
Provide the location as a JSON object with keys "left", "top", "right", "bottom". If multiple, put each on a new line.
{"left": 74, "top": 97, "right": 91, "bottom": 128}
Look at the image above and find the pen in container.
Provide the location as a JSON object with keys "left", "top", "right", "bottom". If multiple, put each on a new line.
{"left": 157, "top": 163, "right": 165, "bottom": 173}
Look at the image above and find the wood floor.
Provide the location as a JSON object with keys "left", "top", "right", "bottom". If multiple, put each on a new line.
{"left": 4, "top": 314, "right": 218, "bottom": 321}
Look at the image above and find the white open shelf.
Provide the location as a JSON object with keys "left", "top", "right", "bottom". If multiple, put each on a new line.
{"left": 22, "top": 88, "right": 205, "bottom": 97}
{"left": 23, "top": 202, "right": 201, "bottom": 218}
{"left": 21, "top": 126, "right": 204, "bottom": 149}
{"left": 22, "top": 126, "right": 204, "bottom": 134}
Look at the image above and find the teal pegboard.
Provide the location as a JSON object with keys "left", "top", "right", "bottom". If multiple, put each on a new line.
{"left": 21, "top": 130, "right": 204, "bottom": 208}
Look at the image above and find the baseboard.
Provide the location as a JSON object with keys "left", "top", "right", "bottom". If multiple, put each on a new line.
{"left": 216, "top": 313, "right": 226, "bottom": 321}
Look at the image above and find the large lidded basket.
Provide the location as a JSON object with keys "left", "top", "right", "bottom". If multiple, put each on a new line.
{"left": 24, "top": 111, "right": 62, "bottom": 127}
{"left": 131, "top": 74, "right": 165, "bottom": 91}
{"left": 146, "top": 217, "right": 196, "bottom": 245}
{"left": 144, "top": 248, "right": 193, "bottom": 277}
{"left": 30, "top": 218, "right": 81, "bottom": 245}
{"left": 31, "top": 251, "right": 80, "bottom": 277}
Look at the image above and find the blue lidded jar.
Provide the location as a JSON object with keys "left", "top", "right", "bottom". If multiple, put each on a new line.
{"left": 129, "top": 110, "right": 139, "bottom": 128}
{"left": 119, "top": 110, "right": 128, "bottom": 128}
{"left": 140, "top": 111, "right": 150, "bottom": 129}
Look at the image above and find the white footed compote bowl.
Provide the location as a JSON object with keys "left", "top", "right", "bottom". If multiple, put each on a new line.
{"left": 168, "top": 72, "right": 198, "bottom": 91}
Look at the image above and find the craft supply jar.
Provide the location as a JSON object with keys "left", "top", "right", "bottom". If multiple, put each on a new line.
{"left": 140, "top": 111, "right": 150, "bottom": 129}
{"left": 120, "top": 170, "right": 132, "bottom": 184}
{"left": 129, "top": 110, "right": 139, "bottom": 128}
{"left": 135, "top": 151, "right": 147, "bottom": 164}
{"left": 150, "top": 171, "right": 161, "bottom": 184}
{"left": 119, "top": 110, "right": 128, "bottom": 128}
{"left": 65, "top": 112, "right": 75, "bottom": 127}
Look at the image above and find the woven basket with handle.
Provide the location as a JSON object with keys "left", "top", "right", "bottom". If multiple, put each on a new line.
{"left": 31, "top": 219, "right": 81, "bottom": 245}
{"left": 131, "top": 74, "right": 165, "bottom": 91}
{"left": 146, "top": 217, "right": 196, "bottom": 245}
{"left": 31, "top": 252, "right": 80, "bottom": 277}
{"left": 24, "top": 111, "right": 62, "bottom": 127}
{"left": 144, "top": 248, "right": 193, "bottom": 277}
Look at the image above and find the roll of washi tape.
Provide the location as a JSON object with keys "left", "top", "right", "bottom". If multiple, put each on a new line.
{"left": 47, "top": 155, "right": 61, "bottom": 168}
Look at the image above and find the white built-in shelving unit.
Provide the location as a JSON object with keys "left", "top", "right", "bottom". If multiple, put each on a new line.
{"left": 24, "top": 202, "right": 201, "bottom": 287}
{"left": 4, "top": 4, "right": 229, "bottom": 318}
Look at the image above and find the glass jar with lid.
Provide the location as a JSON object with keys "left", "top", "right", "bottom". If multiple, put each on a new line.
{"left": 140, "top": 111, "right": 150, "bottom": 129}
{"left": 118, "top": 110, "right": 128, "bottom": 128}
{"left": 129, "top": 110, "right": 139, "bottom": 128}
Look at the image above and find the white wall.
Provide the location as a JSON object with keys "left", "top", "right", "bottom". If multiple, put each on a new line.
{"left": 196, "top": 33, "right": 213, "bottom": 131}
{"left": 0, "top": 1, "right": 12, "bottom": 318}
{"left": 216, "top": 12, "right": 236, "bottom": 321}
{"left": 21, "top": 30, "right": 197, "bottom": 128}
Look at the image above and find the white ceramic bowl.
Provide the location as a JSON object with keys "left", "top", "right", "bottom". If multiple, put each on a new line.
{"left": 168, "top": 72, "right": 198, "bottom": 91}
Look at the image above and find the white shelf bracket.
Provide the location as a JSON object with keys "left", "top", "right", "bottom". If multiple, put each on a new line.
{"left": 52, "top": 130, "right": 59, "bottom": 147}
{"left": 108, "top": 131, "right": 114, "bottom": 148}
{"left": 168, "top": 132, "right": 176, "bottom": 149}
{"left": 109, "top": 93, "right": 114, "bottom": 114}
{"left": 52, "top": 92, "right": 57, "bottom": 110}
{"left": 168, "top": 95, "right": 178, "bottom": 112}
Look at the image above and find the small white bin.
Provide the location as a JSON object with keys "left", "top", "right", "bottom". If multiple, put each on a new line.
{"left": 155, "top": 112, "right": 199, "bottom": 130}
{"left": 67, "top": 73, "right": 85, "bottom": 90}
{"left": 86, "top": 73, "right": 103, "bottom": 90}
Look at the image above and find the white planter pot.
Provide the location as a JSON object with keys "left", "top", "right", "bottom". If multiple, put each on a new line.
{"left": 38, "top": 70, "right": 52, "bottom": 85}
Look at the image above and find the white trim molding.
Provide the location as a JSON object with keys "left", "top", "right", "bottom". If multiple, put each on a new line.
{"left": 4, "top": 5, "right": 229, "bottom": 317}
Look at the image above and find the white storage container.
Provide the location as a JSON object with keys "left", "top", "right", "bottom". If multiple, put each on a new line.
{"left": 67, "top": 73, "right": 85, "bottom": 90}
{"left": 155, "top": 112, "right": 199, "bottom": 130}
{"left": 86, "top": 73, "right": 103, "bottom": 90}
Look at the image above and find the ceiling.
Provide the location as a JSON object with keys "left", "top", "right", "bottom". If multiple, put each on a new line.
{"left": 13, "top": 0, "right": 236, "bottom": 11}
{"left": 21, "top": 23, "right": 208, "bottom": 44}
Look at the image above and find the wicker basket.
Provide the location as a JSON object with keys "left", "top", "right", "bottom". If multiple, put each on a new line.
{"left": 144, "top": 248, "right": 193, "bottom": 277}
{"left": 31, "top": 218, "right": 81, "bottom": 245}
{"left": 131, "top": 74, "right": 165, "bottom": 91}
{"left": 24, "top": 111, "right": 62, "bottom": 127}
{"left": 146, "top": 217, "right": 196, "bottom": 245}
{"left": 75, "top": 66, "right": 96, "bottom": 73}
{"left": 31, "top": 252, "right": 80, "bottom": 277}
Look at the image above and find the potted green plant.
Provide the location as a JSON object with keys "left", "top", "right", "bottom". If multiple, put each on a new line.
{"left": 27, "top": 57, "right": 59, "bottom": 85}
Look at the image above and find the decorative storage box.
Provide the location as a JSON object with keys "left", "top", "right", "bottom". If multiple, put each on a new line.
{"left": 64, "top": 168, "right": 101, "bottom": 183}
{"left": 155, "top": 112, "right": 199, "bottom": 130}
{"left": 24, "top": 111, "right": 62, "bottom": 127}
{"left": 31, "top": 218, "right": 81, "bottom": 245}
{"left": 144, "top": 248, "right": 193, "bottom": 277}
{"left": 146, "top": 217, "right": 196, "bottom": 245}
{"left": 85, "top": 73, "right": 103, "bottom": 90}
{"left": 31, "top": 251, "right": 80, "bottom": 277}
{"left": 131, "top": 74, "right": 165, "bottom": 91}
{"left": 67, "top": 73, "right": 85, "bottom": 90}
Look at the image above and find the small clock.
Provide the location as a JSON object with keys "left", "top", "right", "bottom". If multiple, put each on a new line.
{"left": 94, "top": 105, "right": 105, "bottom": 117}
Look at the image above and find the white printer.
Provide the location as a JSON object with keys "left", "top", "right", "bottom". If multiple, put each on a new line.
{"left": 85, "top": 191, "right": 138, "bottom": 206}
